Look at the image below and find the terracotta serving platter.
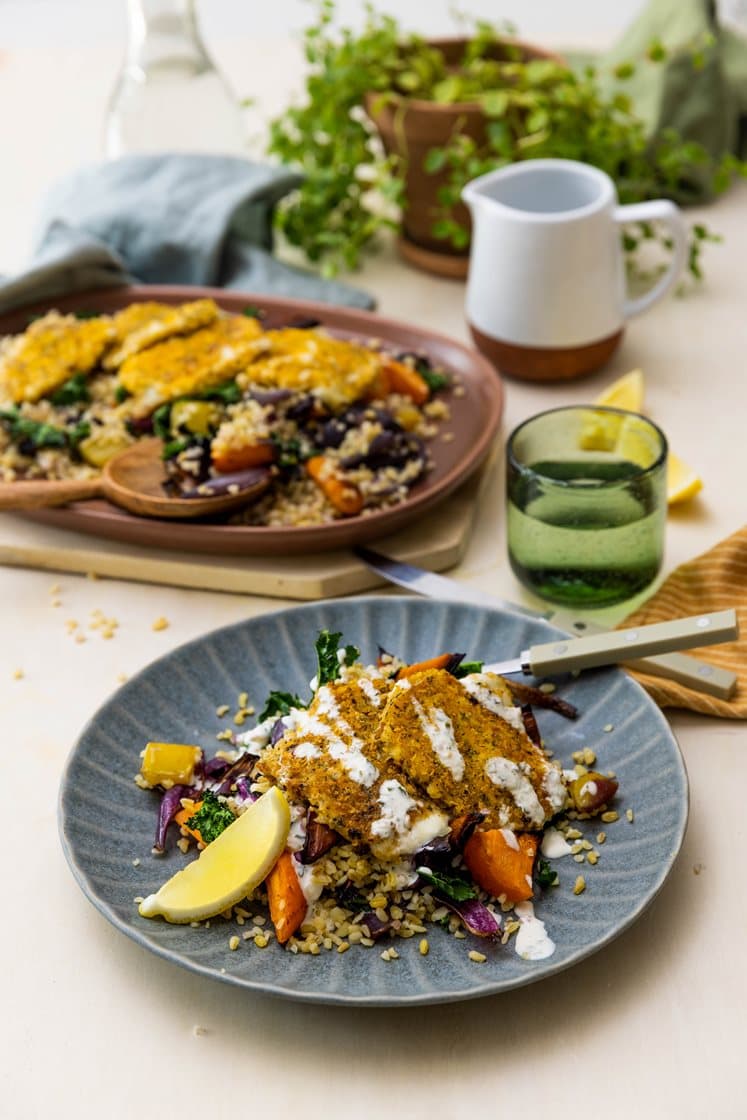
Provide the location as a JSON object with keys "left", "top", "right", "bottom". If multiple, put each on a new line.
{"left": 0, "top": 285, "right": 504, "bottom": 556}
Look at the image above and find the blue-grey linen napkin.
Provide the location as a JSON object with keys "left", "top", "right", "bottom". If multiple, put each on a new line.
{"left": 0, "top": 153, "right": 375, "bottom": 315}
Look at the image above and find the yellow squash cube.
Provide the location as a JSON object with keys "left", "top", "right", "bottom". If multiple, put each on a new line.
{"left": 140, "top": 742, "right": 202, "bottom": 787}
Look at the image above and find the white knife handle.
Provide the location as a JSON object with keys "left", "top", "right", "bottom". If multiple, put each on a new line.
{"left": 549, "top": 610, "right": 738, "bottom": 698}
{"left": 621, "top": 652, "right": 737, "bottom": 700}
{"left": 527, "top": 610, "right": 739, "bottom": 676}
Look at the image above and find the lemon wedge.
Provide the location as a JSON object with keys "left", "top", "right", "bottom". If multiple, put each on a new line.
{"left": 594, "top": 368, "right": 645, "bottom": 412}
{"left": 667, "top": 450, "right": 703, "bottom": 505}
{"left": 579, "top": 369, "right": 645, "bottom": 450}
{"left": 139, "top": 786, "right": 290, "bottom": 923}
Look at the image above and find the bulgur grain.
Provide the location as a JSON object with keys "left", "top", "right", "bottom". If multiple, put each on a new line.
{"left": 152, "top": 616, "right": 169, "bottom": 632}
{"left": 468, "top": 950, "right": 487, "bottom": 963}
{"left": 573, "top": 876, "right": 586, "bottom": 895}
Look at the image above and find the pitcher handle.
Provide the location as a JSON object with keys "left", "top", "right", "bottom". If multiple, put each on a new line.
{"left": 614, "top": 199, "right": 688, "bottom": 319}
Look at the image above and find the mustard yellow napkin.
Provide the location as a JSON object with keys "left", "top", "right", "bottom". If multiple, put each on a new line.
{"left": 622, "top": 525, "right": 747, "bottom": 718}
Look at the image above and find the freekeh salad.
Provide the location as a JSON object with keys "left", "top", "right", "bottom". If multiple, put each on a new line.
{"left": 0, "top": 299, "right": 454, "bottom": 526}
{"left": 135, "top": 630, "right": 621, "bottom": 962}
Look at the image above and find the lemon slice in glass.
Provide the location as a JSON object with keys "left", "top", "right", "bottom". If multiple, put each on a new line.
{"left": 139, "top": 786, "right": 290, "bottom": 923}
{"left": 667, "top": 450, "right": 703, "bottom": 504}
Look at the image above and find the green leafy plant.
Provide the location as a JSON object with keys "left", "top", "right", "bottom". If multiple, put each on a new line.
{"left": 268, "top": 1, "right": 745, "bottom": 278}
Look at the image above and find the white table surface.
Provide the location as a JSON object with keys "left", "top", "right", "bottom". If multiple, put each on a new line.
{"left": 1, "top": 29, "right": 746, "bottom": 1120}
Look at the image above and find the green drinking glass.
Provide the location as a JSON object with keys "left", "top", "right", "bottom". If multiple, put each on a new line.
{"left": 506, "top": 405, "right": 668, "bottom": 608}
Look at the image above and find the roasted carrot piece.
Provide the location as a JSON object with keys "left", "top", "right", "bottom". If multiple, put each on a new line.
{"left": 174, "top": 801, "right": 204, "bottom": 845}
{"left": 266, "top": 850, "right": 307, "bottom": 944}
{"left": 211, "top": 441, "right": 275, "bottom": 473}
{"left": 397, "top": 653, "right": 458, "bottom": 679}
{"left": 463, "top": 829, "right": 539, "bottom": 903}
{"left": 382, "top": 359, "right": 430, "bottom": 405}
{"left": 305, "top": 455, "right": 364, "bottom": 516}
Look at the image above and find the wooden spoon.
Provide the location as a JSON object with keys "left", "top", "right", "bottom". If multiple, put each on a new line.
{"left": 0, "top": 439, "right": 271, "bottom": 519}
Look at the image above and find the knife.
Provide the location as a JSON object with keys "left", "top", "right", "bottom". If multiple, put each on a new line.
{"left": 355, "top": 546, "right": 739, "bottom": 697}
{"left": 482, "top": 610, "right": 738, "bottom": 677}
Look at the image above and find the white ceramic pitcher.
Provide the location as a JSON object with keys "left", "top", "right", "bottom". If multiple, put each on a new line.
{"left": 462, "top": 159, "right": 687, "bottom": 381}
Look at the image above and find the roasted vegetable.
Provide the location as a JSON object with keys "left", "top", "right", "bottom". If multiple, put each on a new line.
{"left": 569, "top": 771, "right": 619, "bottom": 813}
{"left": 140, "top": 742, "right": 203, "bottom": 787}
{"left": 305, "top": 455, "right": 364, "bottom": 516}
{"left": 266, "top": 850, "right": 307, "bottom": 944}
{"left": 463, "top": 829, "right": 539, "bottom": 903}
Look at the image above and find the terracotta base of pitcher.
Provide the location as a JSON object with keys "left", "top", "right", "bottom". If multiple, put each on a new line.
{"left": 468, "top": 323, "right": 624, "bottom": 382}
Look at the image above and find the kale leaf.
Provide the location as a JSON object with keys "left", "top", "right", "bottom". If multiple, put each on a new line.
{"left": 185, "top": 790, "right": 236, "bottom": 845}
{"left": 416, "top": 362, "right": 450, "bottom": 393}
{"left": 453, "top": 659, "right": 483, "bottom": 678}
{"left": 417, "top": 866, "right": 477, "bottom": 902}
{"left": 536, "top": 858, "right": 559, "bottom": 888}
{"left": 152, "top": 403, "right": 172, "bottom": 441}
{"left": 50, "top": 372, "right": 91, "bottom": 406}
{"left": 258, "top": 690, "right": 305, "bottom": 722}
{"left": 198, "top": 380, "right": 241, "bottom": 405}
{"left": 315, "top": 629, "right": 343, "bottom": 687}
{"left": 0, "top": 409, "right": 67, "bottom": 449}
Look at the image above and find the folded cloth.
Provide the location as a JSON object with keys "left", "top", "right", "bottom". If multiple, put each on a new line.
{"left": 622, "top": 525, "right": 747, "bottom": 718}
{"left": 589, "top": 0, "right": 747, "bottom": 203}
{"left": 0, "top": 153, "right": 375, "bottom": 316}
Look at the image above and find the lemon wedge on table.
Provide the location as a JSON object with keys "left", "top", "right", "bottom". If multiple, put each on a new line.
{"left": 139, "top": 787, "right": 290, "bottom": 924}
{"left": 589, "top": 369, "right": 702, "bottom": 504}
{"left": 667, "top": 450, "right": 703, "bottom": 505}
{"left": 579, "top": 369, "right": 645, "bottom": 450}
{"left": 594, "top": 368, "right": 645, "bottom": 412}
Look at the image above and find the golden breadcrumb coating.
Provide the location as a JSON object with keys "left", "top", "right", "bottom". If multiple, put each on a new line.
{"left": 0, "top": 311, "right": 114, "bottom": 405}
{"left": 104, "top": 298, "right": 220, "bottom": 368}
{"left": 119, "top": 314, "right": 264, "bottom": 416}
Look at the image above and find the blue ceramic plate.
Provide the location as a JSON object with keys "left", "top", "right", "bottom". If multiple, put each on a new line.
{"left": 59, "top": 597, "right": 688, "bottom": 1006}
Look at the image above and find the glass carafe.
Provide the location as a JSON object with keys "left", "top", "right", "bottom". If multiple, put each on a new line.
{"left": 104, "top": 0, "right": 246, "bottom": 157}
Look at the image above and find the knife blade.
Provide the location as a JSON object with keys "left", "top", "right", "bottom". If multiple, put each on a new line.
{"left": 483, "top": 610, "right": 738, "bottom": 676}
{"left": 355, "top": 546, "right": 738, "bottom": 698}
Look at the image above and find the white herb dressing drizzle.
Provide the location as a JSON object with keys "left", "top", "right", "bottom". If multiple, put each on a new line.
{"left": 540, "top": 826, "right": 572, "bottom": 858}
{"left": 371, "top": 779, "right": 415, "bottom": 839}
{"left": 484, "top": 757, "right": 545, "bottom": 826}
{"left": 459, "top": 673, "right": 525, "bottom": 731}
{"left": 578, "top": 778, "right": 598, "bottom": 800}
{"left": 411, "top": 697, "right": 465, "bottom": 781}
{"left": 499, "top": 827, "right": 520, "bottom": 851}
{"left": 357, "top": 675, "right": 382, "bottom": 707}
{"left": 287, "top": 689, "right": 379, "bottom": 787}
{"left": 514, "top": 900, "right": 556, "bottom": 960}
{"left": 292, "top": 856, "right": 324, "bottom": 907}
{"left": 286, "top": 802, "right": 308, "bottom": 852}
{"left": 293, "top": 743, "right": 320, "bottom": 759}
{"left": 543, "top": 765, "right": 570, "bottom": 813}
{"left": 235, "top": 714, "right": 279, "bottom": 754}
{"left": 370, "top": 779, "right": 449, "bottom": 853}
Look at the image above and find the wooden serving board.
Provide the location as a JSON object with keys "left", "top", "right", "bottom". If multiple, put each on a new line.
{"left": 0, "top": 465, "right": 489, "bottom": 600}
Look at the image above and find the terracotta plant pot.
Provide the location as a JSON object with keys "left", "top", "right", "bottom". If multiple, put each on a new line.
{"left": 364, "top": 38, "right": 562, "bottom": 278}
